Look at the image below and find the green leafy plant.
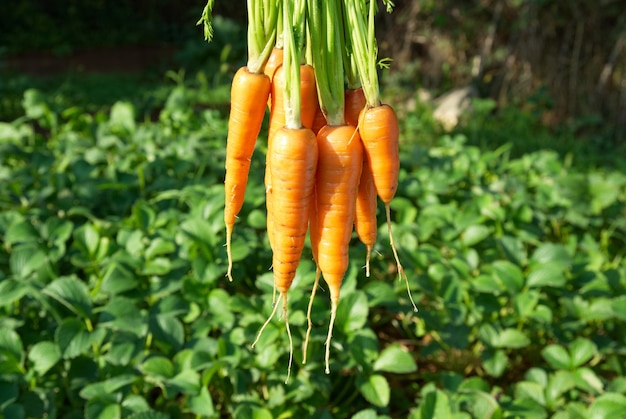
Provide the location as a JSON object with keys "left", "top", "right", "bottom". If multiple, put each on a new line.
{"left": 1, "top": 62, "right": 626, "bottom": 418}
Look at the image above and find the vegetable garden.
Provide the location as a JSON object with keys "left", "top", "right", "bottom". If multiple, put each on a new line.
{"left": 1, "top": 0, "right": 626, "bottom": 418}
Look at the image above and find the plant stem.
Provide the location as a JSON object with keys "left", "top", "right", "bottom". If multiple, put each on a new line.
{"left": 283, "top": 0, "right": 306, "bottom": 129}
{"left": 309, "top": 0, "right": 345, "bottom": 126}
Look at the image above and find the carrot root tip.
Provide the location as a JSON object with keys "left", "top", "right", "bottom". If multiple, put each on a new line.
{"left": 226, "top": 228, "right": 234, "bottom": 282}
{"left": 324, "top": 300, "right": 338, "bottom": 375}
{"left": 283, "top": 294, "right": 293, "bottom": 384}
{"left": 251, "top": 293, "right": 282, "bottom": 349}
{"left": 303, "top": 267, "right": 321, "bottom": 364}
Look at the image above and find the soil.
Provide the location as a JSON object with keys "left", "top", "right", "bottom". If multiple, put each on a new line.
{"left": 3, "top": 46, "right": 177, "bottom": 76}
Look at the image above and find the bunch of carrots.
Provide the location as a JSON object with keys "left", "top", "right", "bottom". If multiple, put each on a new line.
{"left": 199, "top": 0, "right": 417, "bottom": 381}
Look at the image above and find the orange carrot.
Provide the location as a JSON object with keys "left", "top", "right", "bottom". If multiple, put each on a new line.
{"left": 271, "top": 126, "right": 318, "bottom": 296}
{"left": 344, "top": 87, "right": 366, "bottom": 127}
{"left": 358, "top": 104, "right": 399, "bottom": 205}
{"left": 268, "top": 64, "right": 317, "bottom": 142}
{"left": 359, "top": 104, "right": 417, "bottom": 311}
{"left": 266, "top": 63, "right": 318, "bottom": 254}
{"left": 312, "top": 124, "right": 363, "bottom": 373}
{"left": 264, "top": 46, "right": 284, "bottom": 109}
{"left": 311, "top": 104, "right": 327, "bottom": 135}
{"left": 224, "top": 66, "right": 271, "bottom": 281}
{"left": 264, "top": 46, "right": 284, "bottom": 81}
{"left": 354, "top": 154, "right": 377, "bottom": 277}
{"left": 252, "top": 125, "right": 318, "bottom": 379}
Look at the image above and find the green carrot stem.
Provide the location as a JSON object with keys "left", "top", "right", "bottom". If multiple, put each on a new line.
{"left": 247, "top": 0, "right": 278, "bottom": 74}
{"left": 308, "top": 0, "right": 345, "bottom": 126}
{"left": 345, "top": 0, "right": 381, "bottom": 108}
{"left": 283, "top": 0, "right": 306, "bottom": 129}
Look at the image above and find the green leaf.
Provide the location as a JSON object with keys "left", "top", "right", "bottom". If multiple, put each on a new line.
{"left": 121, "top": 395, "right": 150, "bottom": 414}
{"left": 497, "top": 235, "right": 525, "bottom": 265}
{"left": 336, "top": 291, "right": 369, "bottom": 334}
{"left": 141, "top": 257, "right": 171, "bottom": 275}
{"left": 188, "top": 386, "right": 216, "bottom": 417}
{"left": 141, "top": 356, "right": 174, "bottom": 380}
{"left": 352, "top": 409, "right": 378, "bottom": 419}
{"left": 479, "top": 325, "right": 530, "bottom": 349}
{"left": 101, "top": 262, "right": 139, "bottom": 295}
{"left": 461, "top": 225, "right": 491, "bottom": 247}
{"left": 99, "top": 297, "right": 147, "bottom": 336}
{"left": 587, "top": 393, "right": 626, "bottom": 419}
{"left": 132, "top": 201, "right": 155, "bottom": 231}
{"left": 526, "top": 262, "right": 566, "bottom": 288}
{"left": 611, "top": 296, "right": 626, "bottom": 320}
{"left": 588, "top": 172, "right": 623, "bottom": 214}
{"left": 166, "top": 369, "right": 201, "bottom": 395}
{"left": 109, "top": 101, "right": 136, "bottom": 134}
{"left": 574, "top": 367, "right": 604, "bottom": 394}
{"left": 55, "top": 318, "right": 104, "bottom": 359}
{"left": 545, "top": 371, "right": 575, "bottom": 407}
{"left": 358, "top": 374, "right": 390, "bottom": 408}
{"left": 530, "top": 243, "right": 571, "bottom": 267}
{"left": 9, "top": 243, "right": 47, "bottom": 279}
{"left": 471, "top": 275, "right": 503, "bottom": 294}
{"left": 80, "top": 375, "right": 137, "bottom": 401}
{"left": 482, "top": 349, "right": 508, "bottom": 378}
{"left": 513, "top": 291, "right": 539, "bottom": 318}
{"left": 74, "top": 223, "right": 101, "bottom": 258}
{"left": 0, "top": 329, "right": 24, "bottom": 362}
{"left": 568, "top": 338, "right": 596, "bottom": 368}
{"left": 41, "top": 217, "right": 74, "bottom": 245}
{"left": 28, "top": 341, "right": 61, "bottom": 376}
{"left": 541, "top": 345, "right": 571, "bottom": 370}
{"left": 145, "top": 238, "right": 176, "bottom": 260}
{"left": 459, "top": 390, "right": 501, "bottom": 419}
{"left": 43, "top": 276, "right": 92, "bottom": 318}
{"left": 491, "top": 260, "right": 524, "bottom": 294}
{"left": 4, "top": 220, "right": 39, "bottom": 245}
{"left": 0, "top": 280, "right": 28, "bottom": 306}
{"left": 232, "top": 405, "right": 273, "bottom": 419}
{"left": 148, "top": 314, "right": 184, "bottom": 350}
{"left": 515, "top": 381, "right": 546, "bottom": 407}
{"left": 85, "top": 399, "right": 121, "bottom": 419}
{"left": 373, "top": 344, "right": 417, "bottom": 374}
{"left": 419, "top": 389, "right": 452, "bottom": 419}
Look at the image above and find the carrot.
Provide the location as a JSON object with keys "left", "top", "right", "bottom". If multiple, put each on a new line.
{"left": 224, "top": 0, "right": 277, "bottom": 282}
{"left": 345, "top": 87, "right": 376, "bottom": 276}
{"left": 313, "top": 124, "right": 363, "bottom": 373}
{"left": 311, "top": 104, "right": 327, "bottom": 135}
{"left": 252, "top": 125, "right": 318, "bottom": 382}
{"left": 354, "top": 153, "right": 377, "bottom": 277}
{"left": 358, "top": 104, "right": 399, "bottom": 205}
{"left": 224, "top": 67, "right": 271, "bottom": 282}
{"left": 359, "top": 104, "right": 418, "bottom": 311}
{"left": 264, "top": 46, "right": 284, "bottom": 81}
{"left": 253, "top": 0, "right": 317, "bottom": 383}
{"left": 268, "top": 64, "right": 317, "bottom": 142}
{"left": 264, "top": 46, "right": 283, "bottom": 109}
{"left": 344, "top": 87, "right": 366, "bottom": 127}
{"left": 265, "top": 62, "right": 317, "bottom": 255}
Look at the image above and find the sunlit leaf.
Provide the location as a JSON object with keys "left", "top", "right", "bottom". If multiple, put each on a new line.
{"left": 373, "top": 344, "right": 417, "bottom": 374}
{"left": 357, "top": 374, "right": 390, "bottom": 408}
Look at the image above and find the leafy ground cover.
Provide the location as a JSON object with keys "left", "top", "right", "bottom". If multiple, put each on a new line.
{"left": 1, "top": 70, "right": 626, "bottom": 419}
